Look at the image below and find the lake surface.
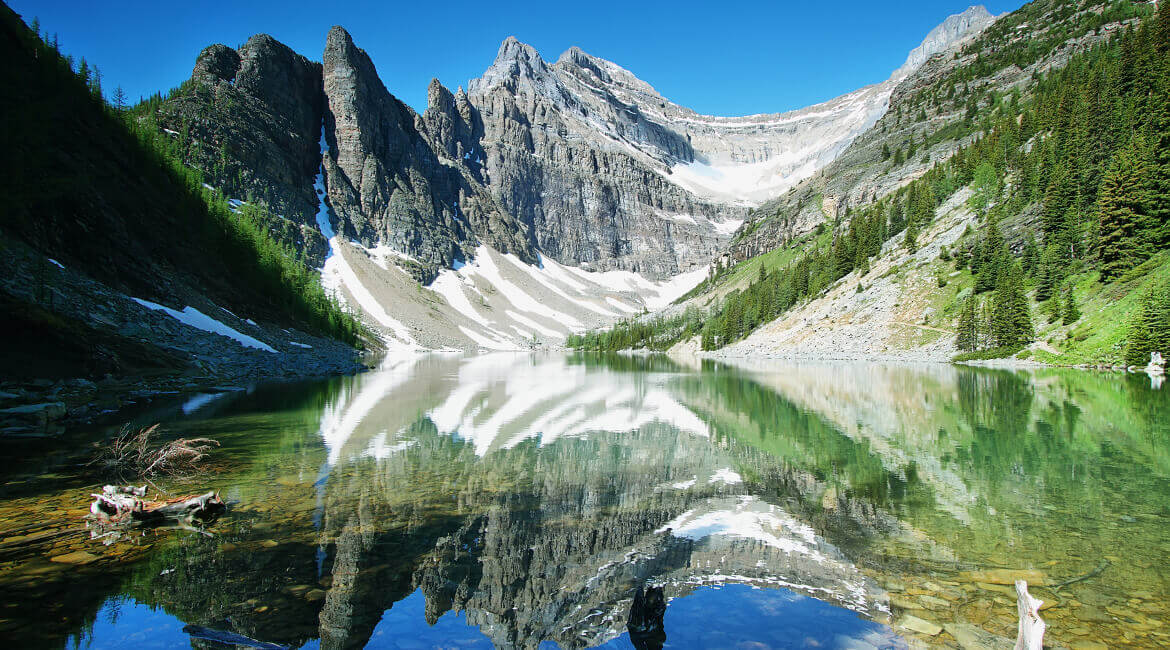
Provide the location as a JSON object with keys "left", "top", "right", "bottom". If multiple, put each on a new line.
{"left": 1, "top": 354, "right": 1168, "bottom": 649}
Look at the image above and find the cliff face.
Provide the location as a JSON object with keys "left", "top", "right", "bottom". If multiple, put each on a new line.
{"left": 461, "top": 38, "right": 742, "bottom": 279}
{"left": 320, "top": 27, "right": 535, "bottom": 280}
{"left": 158, "top": 28, "right": 537, "bottom": 282}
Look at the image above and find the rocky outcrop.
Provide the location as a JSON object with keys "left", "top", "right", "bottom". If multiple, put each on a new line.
{"left": 158, "top": 36, "right": 330, "bottom": 265}
{"left": 421, "top": 80, "right": 482, "bottom": 175}
{"left": 320, "top": 26, "right": 535, "bottom": 280}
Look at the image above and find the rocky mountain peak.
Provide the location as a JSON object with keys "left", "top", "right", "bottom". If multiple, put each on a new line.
{"left": 426, "top": 77, "right": 454, "bottom": 113}
{"left": 325, "top": 25, "right": 357, "bottom": 56}
{"left": 494, "top": 35, "right": 543, "bottom": 65}
{"left": 470, "top": 36, "right": 553, "bottom": 94}
{"left": 555, "top": 45, "right": 592, "bottom": 68}
{"left": 192, "top": 43, "right": 241, "bottom": 84}
{"left": 234, "top": 34, "right": 322, "bottom": 138}
{"left": 892, "top": 5, "right": 995, "bottom": 79}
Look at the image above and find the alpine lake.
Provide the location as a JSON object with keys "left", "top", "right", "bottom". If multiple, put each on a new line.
{"left": 1, "top": 353, "right": 1168, "bottom": 649}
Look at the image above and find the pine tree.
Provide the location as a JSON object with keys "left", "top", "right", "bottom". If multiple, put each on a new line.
{"left": 1043, "top": 161, "right": 1077, "bottom": 253}
{"left": 969, "top": 161, "right": 999, "bottom": 216}
{"left": 1047, "top": 288, "right": 1063, "bottom": 324}
{"left": 1022, "top": 237, "right": 1039, "bottom": 276}
{"left": 1153, "top": 290, "right": 1170, "bottom": 355}
{"left": 956, "top": 297, "right": 978, "bottom": 351}
{"left": 904, "top": 215, "right": 918, "bottom": 253}
{"left": 1095, "top": 137, "right": 1154, "bottom": 281}
{"left": 882, "top": 143, "right": 891, "bottom": 161}
{"left": 1062, "top": 284, "right": 1080, "bottom": 324}
{"left": 1034, "top": 244, "right": 1061, "bottom": 301}
{"left": 1147, "top": 75, "right": 1170, "bottom": 248}
{"left": 993, "top": 262, "right": 1032, "bottom": 348}
{"left": 111, "top": 86, "right": 127, "bottom": 111}
{"left": 1125, "top": 310, "right": 1153, "bottom": 367}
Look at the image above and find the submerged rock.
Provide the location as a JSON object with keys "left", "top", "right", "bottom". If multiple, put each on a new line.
{"left": 898, "top": 614, "right": 942, "bottom": 636}
{"left": 49, "top": 550, "right": 98, "bottom": 565}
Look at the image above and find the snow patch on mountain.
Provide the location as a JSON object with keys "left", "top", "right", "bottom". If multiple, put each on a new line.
{"left": 131, "top": 298, "right": 277, "bottom": 353}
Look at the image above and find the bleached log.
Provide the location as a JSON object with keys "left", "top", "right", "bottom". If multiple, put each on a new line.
{"left": 88, "top": 487, "right": 224, "bottom": 525}
{"left": 1014, "top": 580, "right": 1045, "bottom": 650}
{"left": 133, "top": 491, "right": 222, "bottom": 522}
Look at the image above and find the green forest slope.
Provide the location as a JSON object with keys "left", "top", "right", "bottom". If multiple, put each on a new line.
{"left": 0, "top": 5, "right": 361, "bottom": 351}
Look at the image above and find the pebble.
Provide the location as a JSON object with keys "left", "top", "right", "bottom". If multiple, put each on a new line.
{"left": 942, "top": 623, "right": 1011, "bottom": 649}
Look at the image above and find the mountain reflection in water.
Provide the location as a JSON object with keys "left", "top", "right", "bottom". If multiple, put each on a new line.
{"left": 1, "top": 353, "right": 1166, "bottom": 649}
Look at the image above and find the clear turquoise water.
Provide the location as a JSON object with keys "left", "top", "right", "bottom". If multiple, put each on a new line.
{"left": 1, "top": 353, "right": 1167, "bottom": 649}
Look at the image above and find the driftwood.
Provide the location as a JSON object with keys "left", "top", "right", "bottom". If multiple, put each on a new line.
{"left": 88, "top": 485, "right": 225, "bottom": 532}
{"left": 1014, "top": 580, "right": 1045, "bottom": 650}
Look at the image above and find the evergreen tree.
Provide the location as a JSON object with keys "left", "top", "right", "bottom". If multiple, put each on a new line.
{"left": 111, "top": 85, "right": 127, "bottom": 111}
{"left": 1034, "top": 244, "right": 1061, "bottom": 301}
{"left": 1043, "top": 161, "right": 1077, "bottom": 253}
{"left": 1022, "top": 236, "right": 1039, "bottom": 276}
{"left": 969, "top": 161, "right": 999, "bottom": 216}
{"left": 992, "top": 262, "right": 1032, "bottom": 347}
{"left": 1125, "top": 310, "right": 1153, "bottom": 367}
{"left": 956, "top": 297, "right": 978, "bottom": 351}
{"left": 904, "top": 215, "right": 919, "bottom": 253}
{"left": 1153, "top": 289, "right": 1170, "bottom": 355}
{"left": 1046, "top": 288, "right": 1063, "bottom": 324}
{"left": 1062, "top": 284, "right": 1080, "bottom": 324}
{"left": 1147, "top": 75, "right": 1170, "bottom": 248}
{"left": 1095, "top": 136, "right": 1155, "bottom": 281}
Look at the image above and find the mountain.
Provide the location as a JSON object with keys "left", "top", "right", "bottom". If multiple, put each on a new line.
{"left": 478, "top": 6, "right": 992, "bottom": 210}
{"left": 320, "top": 26, "right": 537, "bottom": 277}
{"left": 598, "top": 0, "right": 1170, "bottom": 368}
{"left": 138, "top": 7, "right": 994, "bottom": 351}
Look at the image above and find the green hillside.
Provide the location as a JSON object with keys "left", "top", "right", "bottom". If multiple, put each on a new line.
{"left": 0, "top": 5, "right": 361, "bottom": 347}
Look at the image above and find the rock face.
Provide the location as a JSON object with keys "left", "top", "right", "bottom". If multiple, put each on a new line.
{"left": 320, "top": 27, "right": 535, "bottom": 280}
{"left": 463, "top": 38, "right": 742, "bottom": 279}
{"left": 158, "top": 35, "right": 330, "bottom": 265}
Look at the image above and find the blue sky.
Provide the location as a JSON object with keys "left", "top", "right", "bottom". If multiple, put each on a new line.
{"left": 11, "top": 0, "right": 1024, "bottom": 116}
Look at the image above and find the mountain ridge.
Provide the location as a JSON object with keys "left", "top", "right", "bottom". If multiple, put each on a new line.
{"left": 122, "top": 6, "right": 998, "bottom": 351}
